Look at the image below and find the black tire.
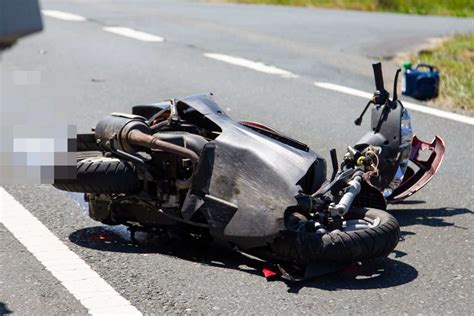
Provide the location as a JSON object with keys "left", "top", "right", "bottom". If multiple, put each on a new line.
{"left": 270, "top": 208, "right": 400, "bottom": 265}
{"left": 76, "top": 151, "right": 102, "bottom": 162}
{"left": 53, "top": 157, "right": 141, "bottom": 193}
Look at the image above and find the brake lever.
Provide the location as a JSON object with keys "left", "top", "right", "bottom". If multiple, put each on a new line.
{"left": 354, "top": 100, "right": 374, "bottom": 126}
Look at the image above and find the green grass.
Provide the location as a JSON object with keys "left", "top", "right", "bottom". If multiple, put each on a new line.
{"left": 225, "top": 0, "right": 474, "bottom": 17}
{"left": 409, "top": 34, "right": 473, "bottom": 111}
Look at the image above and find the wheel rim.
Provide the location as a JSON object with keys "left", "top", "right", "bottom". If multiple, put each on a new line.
{"left": 341, "top": 217, "right": 380, "bottom": 232}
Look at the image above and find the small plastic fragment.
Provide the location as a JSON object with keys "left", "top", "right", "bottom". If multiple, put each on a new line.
{"left": 262, "top": 268, "right": 278, "bottom": 279}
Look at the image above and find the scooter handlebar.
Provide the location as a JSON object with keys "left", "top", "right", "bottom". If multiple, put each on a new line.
{"left": 372, "top": 62, "right": 385, "bottom": 92}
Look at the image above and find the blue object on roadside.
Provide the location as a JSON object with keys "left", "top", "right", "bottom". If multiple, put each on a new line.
{"left": 402, "top": 63, "right": 439, "bottom": 100}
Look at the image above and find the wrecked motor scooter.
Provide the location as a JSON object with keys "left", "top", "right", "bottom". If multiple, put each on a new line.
{"left": 54, "top": 63, "right": 445, "bottom": 276}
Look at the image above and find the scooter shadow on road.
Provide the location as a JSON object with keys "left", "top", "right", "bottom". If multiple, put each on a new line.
{"left": 284, "top": 257, "right": 418, "bottom": 293}
{"left": 69, "top": 225, "right": 263, "bottom": 277}
{"left": 69, "top": 226, "right": 418, "bottom": 291}
{"left": 390, "top": 206, "right": 473, "bottom": 230}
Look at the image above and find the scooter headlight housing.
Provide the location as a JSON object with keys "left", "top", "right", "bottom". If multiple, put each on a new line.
{"left": 384, "top": 107, "right": 413, "bottom": 197}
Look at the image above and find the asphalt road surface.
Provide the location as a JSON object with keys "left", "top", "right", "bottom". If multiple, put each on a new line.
{"left": 1, "top": 0, "right": 473, "bottom": 314}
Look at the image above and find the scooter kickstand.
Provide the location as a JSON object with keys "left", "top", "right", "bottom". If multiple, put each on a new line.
{"left": 128, "top": 226, "right": 138, "bottom": 245}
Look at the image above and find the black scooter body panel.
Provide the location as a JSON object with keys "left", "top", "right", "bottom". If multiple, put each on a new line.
{"left": 179, "top": 94, "right": 326, "bottom": 245}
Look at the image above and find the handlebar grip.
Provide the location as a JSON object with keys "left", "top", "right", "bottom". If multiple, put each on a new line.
{"left": 372, "top": 62, "right": 385, "bottom": 92}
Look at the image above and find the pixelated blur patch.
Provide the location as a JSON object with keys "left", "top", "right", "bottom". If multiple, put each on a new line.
{"left": 0, "top": 124, "right": 78, "bottom": 184}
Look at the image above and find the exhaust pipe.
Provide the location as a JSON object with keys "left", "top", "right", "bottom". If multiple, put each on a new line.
{"left": 95, "top": 113, "right": 199, "bottom": 188}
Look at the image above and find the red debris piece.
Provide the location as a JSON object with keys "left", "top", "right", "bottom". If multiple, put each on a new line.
{"left": 262, "top": 267, "right": 278, "bottom": 279}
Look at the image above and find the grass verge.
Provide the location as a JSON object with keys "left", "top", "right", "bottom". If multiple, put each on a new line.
{"left": 223, "top": 0, "right": 474, "bottom": 17}
{"left": 406, "top": 34, "right": 473, "bottom": 111}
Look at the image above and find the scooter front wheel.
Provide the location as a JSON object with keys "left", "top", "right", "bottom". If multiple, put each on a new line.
{"left": 269, "top": 208, "right": 400, "bottom": 265}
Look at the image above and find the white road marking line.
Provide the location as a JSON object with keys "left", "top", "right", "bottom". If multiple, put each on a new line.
{"left": 204, "top": 53, "right": 299, "bottom": 78}
{"left": 314, "top": 82, "right": 474, "bottom": 125}
{"left": 103, "top": 27, "right": 164, "bottom": 42}
{"left": 0, "top": 187, "right": 142, "bottom": 316}
{"left": 42, "top": 10, "right": 86, "bottom": 21}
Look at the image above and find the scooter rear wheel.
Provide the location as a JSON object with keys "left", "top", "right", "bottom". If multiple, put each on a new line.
{"left": 53, "top": 157, "right": 141, "bottom": 194}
